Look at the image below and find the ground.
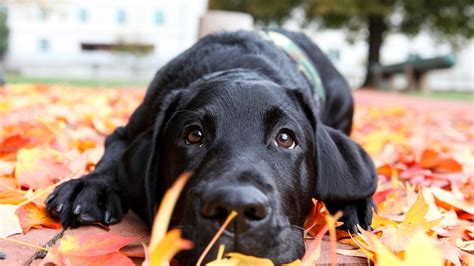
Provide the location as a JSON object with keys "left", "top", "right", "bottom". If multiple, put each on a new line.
{"left": 0, "top": 85, "right": 472, "bottom": 265}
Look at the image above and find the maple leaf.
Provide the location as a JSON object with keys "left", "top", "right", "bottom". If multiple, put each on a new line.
{"left": 0, "top": 190, "right": 26, "bottom": 205}
{"left": 144, "top": 173, "right": 193, "bottom": 266}
{"left": 14, "top": 147, "right": 71, "bottom": 189}
{"left": 371, "top": 229, "right": 443, "bottom": 266}
{"left": 431, "top": 186, "right": 474, "bottom": 214}
{"left": 420, "top": 149, "right": 440, "bottom": 168}
{"left": 41, "top": 233, "right": 141, "bottom": 266}
{"left": 15, "top": 202, "right": 62, "bottom": 233}
{"left": 376, "top": 190, "right": 443, "bottom": 252}
{"left": 419, "top": 149, "right": 463, "bottom": 173}
{"left": 303, "top": 199, "right": 329, "bottom": 238}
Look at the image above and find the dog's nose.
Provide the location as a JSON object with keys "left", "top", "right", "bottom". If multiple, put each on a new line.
{"left": 201, "top": 185, "right": 271, "bottom": 232}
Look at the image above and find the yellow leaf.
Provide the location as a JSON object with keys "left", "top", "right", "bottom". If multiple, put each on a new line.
{"left": 371, "top": 209, "right": 399, "bottom": 228}
{"left": 149, "top": 172, "right": 191, "bottom": 249}
{"left": 150, "top": 229, "right": 193, "bottom": 266}
{"left": 282, "top": 259, "right": 302, "bottom": 266}
{"left": 146, "top": 173, "right": 193, "bottom": 266}
{"left": 403, "top": 231, "right": 443, "bottom": 266}
{"left": 403, "top": 190, "right": 442, "bottom": 230}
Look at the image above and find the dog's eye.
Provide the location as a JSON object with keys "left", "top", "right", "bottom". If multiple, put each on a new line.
{"left": 185, "top": 127, "right": 204, "bottom": 145}
{"left": 274, "top": 130, "right": 296, "bottom": 149}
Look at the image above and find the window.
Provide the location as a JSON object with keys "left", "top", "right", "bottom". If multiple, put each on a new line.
{"left": 116, "top": 9, "right": 127, "bottom": 25}
{"left": 78, "top": 8, "right": 88, "bottom": 23}
{"left": 39, "top": 38, "right": 50, "bottom": 52}
{"left": 81, "top": 42, "right": 154, "bottom": 53}
{"left": 154, "top": 10, "right": 165, "bottom": 25}
{"left": 38, "top": 8, "right": 48, "bottom": 21}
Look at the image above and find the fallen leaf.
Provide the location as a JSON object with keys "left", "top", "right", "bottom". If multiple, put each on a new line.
{"left": 41, "top": 233, "right": 140, "bottom": 266}
{"left": 145, "top": 173, "right": 193, "bottom": 266}
{"left": 431, "top": 186, "right": 474, "bottom": 214}
{"left": 0, "top": 190, "right": 26, "bottom": 205}
{"left": 15, "top": 202, "right": 61, "bottom": 233}
{"left": 0, "top": 204, "right": 23, "bottom": 237}
{"left": 15, "top": 147, "right": 71, "bottom": 189}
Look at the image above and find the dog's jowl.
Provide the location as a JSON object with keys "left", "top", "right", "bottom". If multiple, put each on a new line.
{"left": 46, "top": 30, "right": 377, "bottom": 264}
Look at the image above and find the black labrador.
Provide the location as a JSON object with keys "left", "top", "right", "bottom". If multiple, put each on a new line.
{"left": 46, "top": 29, "right": 377, "bottom": 264}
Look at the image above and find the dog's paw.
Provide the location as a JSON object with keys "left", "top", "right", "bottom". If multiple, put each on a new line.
{"left": 45, "top": 175, "right": 124, "bottom": 228}
{"left": 326, "top": 198, "right": 375, "bottom": 233}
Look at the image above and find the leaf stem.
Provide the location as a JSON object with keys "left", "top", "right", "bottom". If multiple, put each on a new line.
{"left": 18, "top": 170, "right": 79, "bottom": 207}
{"left": 0, "top": 236, "right": 49, "bottom": 251}
{"left": 196, "top": 210, "right": 238, "bottom": 266}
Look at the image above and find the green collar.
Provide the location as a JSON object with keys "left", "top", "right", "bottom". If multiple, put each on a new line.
{"left": 259, "top": 30, "right": 326, "bottom": 103}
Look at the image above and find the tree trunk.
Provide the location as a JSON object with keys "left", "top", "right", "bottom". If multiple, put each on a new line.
{"left": 362, "top": 15, "right": 387, "bottom": 88}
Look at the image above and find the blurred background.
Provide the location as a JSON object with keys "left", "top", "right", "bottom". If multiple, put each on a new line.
{"left": 0, "top": 0, "right": 473, "bottom": 96}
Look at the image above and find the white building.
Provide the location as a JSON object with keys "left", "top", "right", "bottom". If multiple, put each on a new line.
{"left": 4, "top": 0, "right": 208, "bottom": 81}
{"left": 3, "top": 1, "right": 474, "bottom": 90}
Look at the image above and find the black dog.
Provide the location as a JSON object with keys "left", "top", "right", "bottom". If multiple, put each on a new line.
{"left": 46, "top": 30, "right": 377, "bottom": 264}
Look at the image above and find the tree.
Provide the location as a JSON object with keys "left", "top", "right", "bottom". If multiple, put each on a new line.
{"left": 208, "top": 0, "right": 474, "bottom": 87}
{"left": 0, "top": 6, "right": 8, "bottom": 85}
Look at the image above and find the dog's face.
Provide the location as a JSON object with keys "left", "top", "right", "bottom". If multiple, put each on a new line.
{"left": 142, "top": 71, "right": 377, "bottom": 264}
{"left": 154, "top": 75, "right": 315, "bottom": 263}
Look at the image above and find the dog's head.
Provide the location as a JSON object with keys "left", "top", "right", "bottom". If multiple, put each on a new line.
{"left": 138, "top": 69, "right": 376, "bottom": 263}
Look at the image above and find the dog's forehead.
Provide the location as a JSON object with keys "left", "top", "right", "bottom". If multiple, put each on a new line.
{"left": 188, "top": 80, "right": 292, "bottom": 115}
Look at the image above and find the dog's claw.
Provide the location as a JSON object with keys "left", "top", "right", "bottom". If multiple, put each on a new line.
{"left": 73, "top": 205, "right": 81, "bottom": 215}
{"left": 56, "top": 204, "right": 63, "bottom": 213}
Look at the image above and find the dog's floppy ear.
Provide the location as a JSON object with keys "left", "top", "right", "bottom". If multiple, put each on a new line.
{"left": 314, "top": 124, "right": 377, "bottom": 202}
{"left": 143, "top": 90, "right": 183, "bottom": 225}
{"left": 285, "top": 88, "right": 377, "bottom": 202}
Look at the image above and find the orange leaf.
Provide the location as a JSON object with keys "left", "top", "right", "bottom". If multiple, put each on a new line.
{"left": 434, "top": 158, "right": 462, "bottom": 173}
{"left": 0, "top": 190, "right": 26, "bottom": 205}
{"left": 303, "top": 199, "right": 329, "bottom": 237}
{"left": 41, "top": 233, "right": 140, "bottom": 266}
{"left": 420, "top": 149, "right": 440, "bottom": 168}
{"left": 377, "top": 164, "right": 393, "bottom": 177}
{"left": 43, "top": 248, "right": 135, "bottom": 266}
{"left": 15, "top": 147, "right": 71, "bottom": 189}
{"left": 15, "top": 202, "right": 61, "bottom": 233}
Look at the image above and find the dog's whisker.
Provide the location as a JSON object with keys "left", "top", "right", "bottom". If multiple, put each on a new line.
{"left": 290, "top": 224, "right": 305, "bottom": 232}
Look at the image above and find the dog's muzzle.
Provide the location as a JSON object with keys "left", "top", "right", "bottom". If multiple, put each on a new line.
{"left": 201, "top": 185, "right": 272, "bottom": 235}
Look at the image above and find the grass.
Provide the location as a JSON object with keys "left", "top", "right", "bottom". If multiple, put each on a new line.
{"left": 4, "top": 73, "right": 474, "bottom": 102}
{"left": 404, "top": 90, "right": 474, "bottom": 102}
{"left": 4, "top": 73, "right": 148, "bottom": 88}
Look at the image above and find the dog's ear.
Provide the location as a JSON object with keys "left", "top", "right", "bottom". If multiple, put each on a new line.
{"left": 314, "top": 124, "right": 377, "bottom": 202}
{"left": 143, "top": 90, "right": 183, "bottom": 225}
{"left": 285, "top": 88, "right": 377, "bottom": 202}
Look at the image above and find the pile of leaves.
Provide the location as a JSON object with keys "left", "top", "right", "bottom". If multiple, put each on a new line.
{"left": 0, "top": 84, "right": 473, "bottom": 265}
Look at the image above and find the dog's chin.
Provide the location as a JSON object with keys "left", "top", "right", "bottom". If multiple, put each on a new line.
{"left": 176, "top": 224, "right": 305, "bottom": 265}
